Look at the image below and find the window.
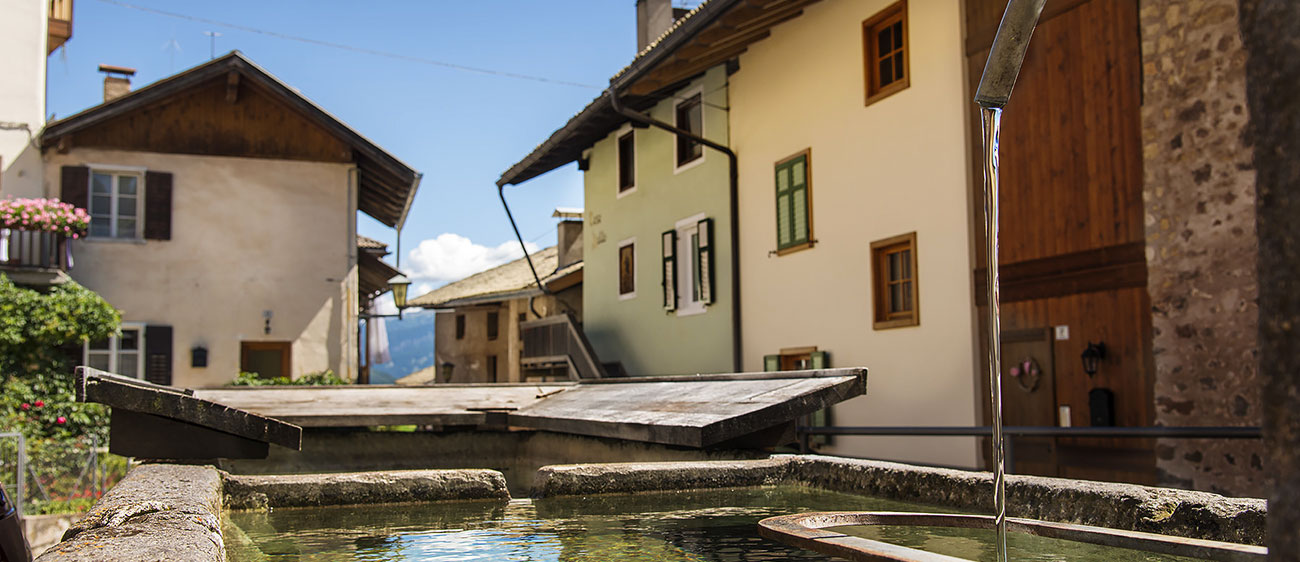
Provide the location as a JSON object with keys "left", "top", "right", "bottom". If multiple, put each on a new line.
{"left": 774, "top": 150, "right": 813, "bottom": 254}
{"left": 617, "top": 129, "right": 636, "bottom": 194}
{"left": 487, "top": 355, "right": 499, "bottom": 383}
{"left": 675, "top": 93, "right": 704, "bottom": 169}
{"left": 89, "top": 170, "right": 142, "bottom": 239}
{"left": 455, "top": 314, "right": 466, "bottom": 339}
{"left": 618, "top": 239, "right": 636, "bottom": 299}
{"left": 863, "top": 0, "right": 909, "bottom": 106}
{"left": 871, "top": 232, "right": 920, "bottom": 329}
{"left": 662, "top": 215, "right": 714, "bottom": 315}
{"left": 86, "top": 326, "right": 144, "bottom": 379}
{"left": 240, "top": 341, "right": 292, "bottom": 379}
{"left": 487, "top": 311, "right": 499, "bottom": 341}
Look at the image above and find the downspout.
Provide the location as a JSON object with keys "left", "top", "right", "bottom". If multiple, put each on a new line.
{"left": 498, "top": 184, "right": 548, "bottom": 318}
{"left": 606, "top": 89, "right": 743, "bottom": 372}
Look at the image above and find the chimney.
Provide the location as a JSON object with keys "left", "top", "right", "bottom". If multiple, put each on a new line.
{"left": 636, "top": 0, "right": 675, "bottom": 52}
{"left": 98, "top": 64, "right": 137, "bottom": 102}
{"left": 553, "top": 208, "right": 584, "bottom": 269}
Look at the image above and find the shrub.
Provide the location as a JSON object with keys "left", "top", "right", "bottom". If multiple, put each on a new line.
{"left": 229, "top": 369, "right": 349, "bottom": 387}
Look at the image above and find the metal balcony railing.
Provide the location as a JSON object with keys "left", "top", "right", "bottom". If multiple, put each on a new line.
{"left": 0, "top": 229, "right": 71, "bottom": 271}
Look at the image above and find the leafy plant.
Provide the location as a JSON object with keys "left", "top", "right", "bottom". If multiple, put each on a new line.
{"left": 229, "top": 369, "right": 349, "bottom": 387}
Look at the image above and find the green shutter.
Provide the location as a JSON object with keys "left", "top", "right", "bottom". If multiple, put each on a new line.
{"left": 810, "top": 350, "right": 829, "bottom": 370}
{"left": 763, "top": 354, "right": 780, "bottom": 372}
{"left": 662, "top": 230, "right": 677, "bottom": 311}
{"left": 775, "top": 162, "right": 792, "bottom": 249}
{"left": 776, "top": 155, "right": 810, "bottom": 250}
{"left": 696, "top": 218, "right": 714, "bottom": 304}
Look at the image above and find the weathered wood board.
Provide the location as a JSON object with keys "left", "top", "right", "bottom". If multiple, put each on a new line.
{"left": 76, "top": 367, "right": 302, "bottom": 457}
{"left": 195, "top": 383, "right": 574, "bottom": 428}
{"left": 509, "top": 369, "right": 867, "bottom": 448}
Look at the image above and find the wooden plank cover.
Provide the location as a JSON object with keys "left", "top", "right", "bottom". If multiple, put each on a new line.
{"left": 195, "top": 384, "right": 575, "bottom": 428}
{"left": 509, "top": 369, "right": 867, "bottom": 448}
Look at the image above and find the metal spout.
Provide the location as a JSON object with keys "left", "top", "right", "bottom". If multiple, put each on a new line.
{"left": 974, "top": 0, "right": 1048, "bottom": 108}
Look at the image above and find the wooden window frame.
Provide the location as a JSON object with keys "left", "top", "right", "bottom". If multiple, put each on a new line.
{"left": 618, "top": 238, "right": 637, "bottom": 300}
{"left": 871, "top": 231, "right": 920, "bottom": 330}
{"left": 674, "top": 90, "right": 705, "bottom": 171}
{"left": 239, "top": 341, "right": 292, "bottom": 379}
{"left": 862, "top": 0, "right": 910, "bottom": 107}
{"left": 774, "top": 149, "right": 815, "bottom": 256}
{"left": 487, "top": 311, "right": 499, "bottom": 341}
{"left": 617, "top": 128, "right": 637, "bottom": 196}
{"left": 455, "top": 314, "right": 466, "bottom": 340}
{"left": 85, "top": 324, "right": 145, "bottom": 379}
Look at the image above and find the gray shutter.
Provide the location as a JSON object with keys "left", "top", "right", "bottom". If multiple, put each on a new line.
{"left": 662, "top": 230, "right": 677, "bottom": 311}
{"left": 696, "top": 218, "right": 714, "bottom": 304}
{"left": 763, "top": 354, "right": 780, "bottom": 372}
{"left": 61, "top": 166, "right": 89, "bottom": 209}
{"left": 144, "top": 171, "right": 173, "bottom": 240}
{"left": 144, "top": 325, "right": 173, "bottom": 386}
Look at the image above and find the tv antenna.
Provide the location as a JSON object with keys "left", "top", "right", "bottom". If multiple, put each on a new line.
{"left": 202, "top": 31, "right": 222, "bottom": 59}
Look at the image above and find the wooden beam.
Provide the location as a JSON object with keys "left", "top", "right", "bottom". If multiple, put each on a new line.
{"left": 226, "top": 70, "right": 240, "bottom": 104}
{"left": 972, "top": 241, "right": 1147, "bottom": 304}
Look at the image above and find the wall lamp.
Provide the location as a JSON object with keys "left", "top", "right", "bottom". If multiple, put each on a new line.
{"left": 387, "top": 274, "right": 411, "bottom": 310}
{"left": 1081, "top": 342, "right": 1106, "bottom": 376}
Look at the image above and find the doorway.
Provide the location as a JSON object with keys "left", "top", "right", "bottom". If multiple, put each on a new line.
{"left": 240, "top": 341, "right": 291, "bottom": 380}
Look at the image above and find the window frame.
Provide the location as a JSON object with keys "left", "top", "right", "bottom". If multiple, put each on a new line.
{"left": 862, "top": 0, "right": 910, "bottom": 107}
{"left": 618, "top": 238, "right": 637, "bottom": 300}
{"left": 88, "top": 167, "right": 145, "bottom": 241}
{"left": 487, "top": 310, "right": 500, "bottom": 341}
{"left": 673, "top": 212, "right": 709, "bottom": 316}
{"left": 455, "top": 314, "right": 466, "bottom": 340}
{"left": 616, "top": 125, "right": 637, "bottom": 197}
{"left": 774, "top": 149, "right": 815, "bottom": 255}
{"left": 84, "top": 324, "right": 146, "bottom": 379}
{"left": 870, "top": 231, "right": 920, "bottom": 330}
{"left": 673, "top": 87, "right": 706, "bottom": 173}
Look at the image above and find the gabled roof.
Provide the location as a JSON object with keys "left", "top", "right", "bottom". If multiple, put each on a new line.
{"left": 497, "top": 0, "right": 821, "bottom": 187}
{"left": 408, "top": 246, "right": 582, "bottom": 309}
{"left": 43, "top": 51, "right": 421, "bottom": 229}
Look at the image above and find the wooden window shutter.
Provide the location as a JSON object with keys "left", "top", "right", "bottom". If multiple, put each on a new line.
{"left": 60, "top": 166, "right": 89, "bottom": 209}
{"left": 763, "top": 354, "right": 780, "bottom": 372}
{"left": 144, "top": 325, "right": 173, "bottom": 386}
{"left": 144, "top": 171, "right": 173, "bottom": 240}
{"left": 662, "top": 230, "right": 677, "bottom": 311}
{"left": 810, "top": 350, "right": 829, "bottom": 369}
{"left": 696, "top": 218, "right": 715, "bottom": 304}
{"left": 790, "top": 155, "right": 809, "bottom": 245}
{"left": 774, "top": 162, "right": 792, "bottom": 249}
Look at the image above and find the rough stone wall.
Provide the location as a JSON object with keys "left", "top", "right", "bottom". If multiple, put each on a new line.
{"left": 1139, "top": 0, "right": 1266, "bottom": 497}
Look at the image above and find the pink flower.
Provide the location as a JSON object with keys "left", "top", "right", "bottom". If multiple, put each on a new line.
{"left": 56, "top": 416, "right": 67, "bottom": 425}
{"left": 34, "top": 400, "right": 44, "bottom": 408}
{"left": 20, "top": 403, "right": 30, "bottom": 410}
{"left": 1009, "top": 367, "right": 1021, "bottom": 377}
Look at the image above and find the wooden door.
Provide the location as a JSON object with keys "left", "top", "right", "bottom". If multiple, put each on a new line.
{"left": 1000, "top": 328, "right": 1058, "bottom": 476}
{"left": 240, "top": 341, "right": 291, "bottom": 380}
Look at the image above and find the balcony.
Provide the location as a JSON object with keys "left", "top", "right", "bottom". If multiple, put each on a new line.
{"left": 520, "top": 313, "right": 607, "bottom": 381}
{"left": 1, "top": 228, "right": 72, "bottom": 286}
{"left": 48, "top": 0, "right": 73, "bottom": 54}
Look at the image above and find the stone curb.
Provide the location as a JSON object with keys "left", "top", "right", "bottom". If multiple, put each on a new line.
{"left": 532, "top": 454, "right": 1266, "bottom": 545}
{"left": 223, "top": 469, "right": 510, "bottom": 509}
{"left": 35, "top": 464, "right": 225, "bottom": 562}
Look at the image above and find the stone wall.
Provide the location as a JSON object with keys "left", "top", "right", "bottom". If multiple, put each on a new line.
{"left": 1139, "top": 0, "right": 1266, "bottom": 497}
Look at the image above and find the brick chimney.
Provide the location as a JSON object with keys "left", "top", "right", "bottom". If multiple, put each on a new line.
{"left": 98, "top": 64, "right": 136, "bottom": 102}
{"left": 636, "top": 0, "right": 676, "bottom": 52}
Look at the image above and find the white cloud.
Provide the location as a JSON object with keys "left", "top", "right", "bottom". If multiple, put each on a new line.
{"left": 405, "top": 233, "right": 538, "bottom": 288}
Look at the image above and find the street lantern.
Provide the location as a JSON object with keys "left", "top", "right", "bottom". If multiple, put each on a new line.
{"left": 1081, "top": 342, "right": 1106, "bottom": 376}
{"left": 388, "top": 274, "right": 411, "bottom": 309}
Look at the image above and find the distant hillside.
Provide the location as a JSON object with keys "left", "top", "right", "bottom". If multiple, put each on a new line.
{"left": 367, "top": 310, "right": 437, "bottom": 384}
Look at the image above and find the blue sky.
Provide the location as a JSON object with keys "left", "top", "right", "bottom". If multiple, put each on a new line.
{"left": 47, "top": 0, "right": 702, "bottom": 298}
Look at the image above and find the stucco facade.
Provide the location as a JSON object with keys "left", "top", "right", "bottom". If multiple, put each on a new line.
{"left": 582, "top": 66, "right": 734, "bottom": 376}
{"left": 731, "top": 0, "right": 980, "bottom": 467}
{"left": 0, "top": 0, "right": 49, "bottom": 198}
{"left": 42, "top": 148, "right": 359, "bottom": 387}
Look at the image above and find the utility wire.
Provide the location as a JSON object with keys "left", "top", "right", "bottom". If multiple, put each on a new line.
{"left": 91, "top": 0, "right": 603, "bottom": 89}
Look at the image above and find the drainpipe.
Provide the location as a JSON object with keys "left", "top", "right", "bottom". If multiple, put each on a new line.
{"left": 498, "top": 184, "right": 547, "bottom": 318}
{"left": 606, "top": 89, "right": 743, "bottom": 373}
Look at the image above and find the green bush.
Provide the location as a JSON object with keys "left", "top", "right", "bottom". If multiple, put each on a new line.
{"left": 0, "top": 275, "right": 120, "bottom": 442}
{"left": 229, "top": 369, "right": 349, "bottom": 387}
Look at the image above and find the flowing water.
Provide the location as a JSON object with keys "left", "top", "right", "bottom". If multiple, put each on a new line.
{"left": 981, "top": 105, "right": 1010, "bottom": 562}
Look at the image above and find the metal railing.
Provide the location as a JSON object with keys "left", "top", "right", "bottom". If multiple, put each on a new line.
{"left": 795, "top": 425, "right": 1262, "bottom": 471}
{"left": 0, "top": 433, "right": 26, "bottom": 517}
{"left": 519, "top": 312, "right": 606, "bottom": 380}
{"left": 0, "top": 229, "right": 71, "bottom": 271}
{"left": 0, "top": 434, "right": 118, "bottom": 516}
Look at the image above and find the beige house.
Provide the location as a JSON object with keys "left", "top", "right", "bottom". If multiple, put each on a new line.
{"left": 406, "top": 215, "right": 583, "bottom": 384}
{"left": 27, "top": 52, "right": 419, "bottom": 387}
{"left": 0, "top": 0, "right": 72, "bottom": 198}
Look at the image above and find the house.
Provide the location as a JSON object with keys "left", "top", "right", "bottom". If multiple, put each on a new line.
{"left": 0, "top": 0, "right": 72, "bottom": 198}
{"left": 406, "top": 211, "right": 584, "bottom": 383}
{"left": 22, "top": 52, "right": 419, "bottom": 388}
{"left": 498, "top": 0, "right": 1266, "bottom": 496}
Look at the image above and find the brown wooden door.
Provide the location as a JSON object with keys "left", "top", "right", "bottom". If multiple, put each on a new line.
{"left": 1000, "top": 328, "right": 1058, "bottom": 477}
{"left": 240, "top": 341, "right": 291, "bottom": 380}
